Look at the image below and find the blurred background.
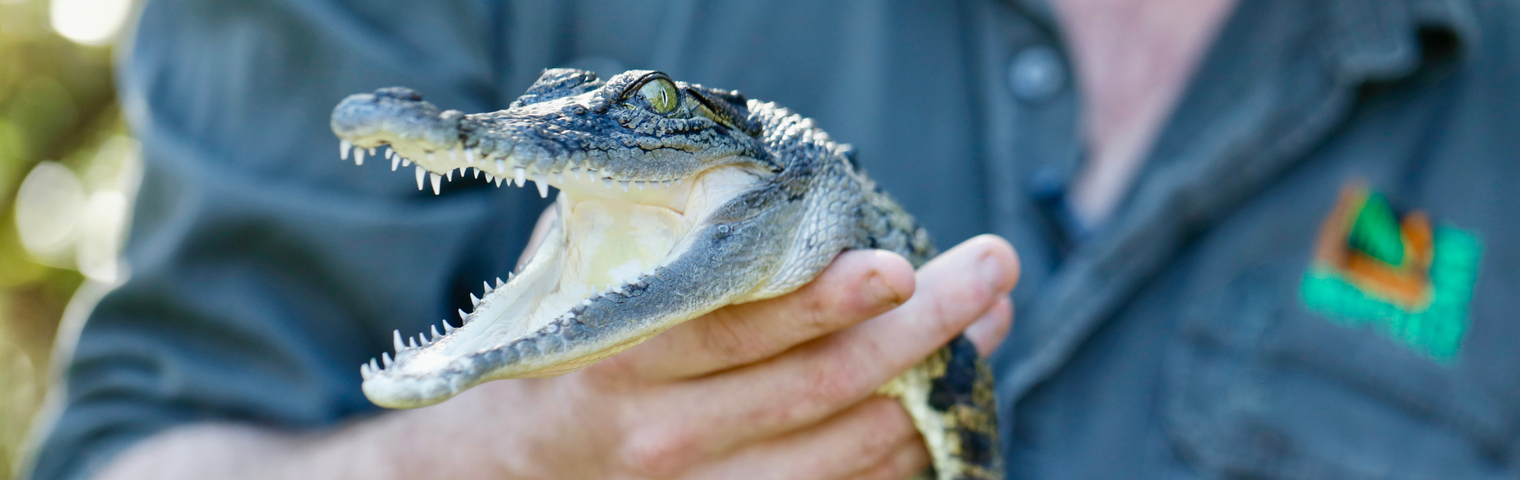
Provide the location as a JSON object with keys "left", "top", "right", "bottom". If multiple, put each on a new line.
{"left": 0, "top": 0, "right": 139, "bottom": 478}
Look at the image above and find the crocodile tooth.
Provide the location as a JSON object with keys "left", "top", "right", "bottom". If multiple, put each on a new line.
{"left": 457, "top": 309, "right": 469, "bottom": 321}
{"left": 496, "top": 158, "right": 507, "bottom": 174}
{"left": 507, "top": 271, "right": 514, "bottom": 280}
{"left": 494, "top": 177, "right": 503, "bottom": 187}
{"left": 496, "top": 277, "right": 505, "bottom": 288}
{"left": 390, "top": 154, "right": 400, "bottom": 172}
{"left": 664, "top": 180, "right": 673, "bottom": 189}
{"left": 619, "top": 181, "right": 629, "bottom": 192}
{"left": 403, "top": 159, "right": 412, "bottom": 167}
{"left": 535, "top": 174, "right": 550, "bottom": 198}
{"left": 483, "top": 281, "right": 493, "bottom": 294}
{"left": 474, "top": 167, "right": 481, "bottom": 179}
{"left": 635, "top": 181, "right": 645, "bottom": 191}
{"left": 381, "top": 352, "right": 392, "bottom": 368}
{"left": 408, "top": 336, "right": 418, "bottom": 349}
{"left": 430, "top": 173, "right": 442, "bottom": 195}
{"left": 369, "top": 358, "right": 380, "bottom": 372}
{"left": 417, "top": 334, "right": 428, "bottom": 346}
{"left": 514, "top": 167, "right": 527, "bottom": 187}
{"left": 582, "top": 298, "right": 592, "bottom": 307}
{"left": 554, "top": 170, "right": 565, "bottom": 184}
{"left": 446, "top": 169, "right": 453, "bottom": 182}
{"left": 360, "top": 363, "right": 370, "bottom": 379}
{"left": 427, "top": 152, "right": 435, "bottom": 163}
{"left": 340, "top": 140, "right": 352, "bottom": 160}
{"left": 442, "top": 320, "right": 454, "bottom": 334}
{"left": 393, "top": 330, "right": 405, "bottom": 353}
{"left": 368, "top": 148, "right": 376, "bottom": 156}
{"left": 415, "top": 166, "right": 426, "bottom": 190}
{"left": 571, "top": 167, "right": 581, "bottom": 179}
{"left": 602, "top": 178, "right": 613, "bottom": 188}
{"left": 355, "top": 148, "right": 365, "bottom": 166}
{"left": 431, "top": 325, "right": 442, "bottom": 341}
{"left": 675, "top": 178, "right": 682, "bottom": 186}
{"left": 470, "top": 293, "right": 480, "bottom": 307}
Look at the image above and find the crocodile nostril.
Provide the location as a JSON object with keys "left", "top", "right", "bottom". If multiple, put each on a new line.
{"left": 374, "top": 86, "right": 423, "bottom": 101}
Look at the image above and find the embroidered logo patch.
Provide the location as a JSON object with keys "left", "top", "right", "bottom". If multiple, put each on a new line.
{"left": 1299, "top": 181, "right": 1482, "bottom": 361}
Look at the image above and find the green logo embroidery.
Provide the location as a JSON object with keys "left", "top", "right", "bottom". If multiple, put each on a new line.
{"left": 1299, "top": 182, "right": 1482, "bottom": 362}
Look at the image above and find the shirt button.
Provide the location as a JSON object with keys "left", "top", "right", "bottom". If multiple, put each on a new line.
{"left": 1026, "top": 165, "right": 1066, "bottom": 201}
{"left": 1008, "top": 45, "right": 1066, "bottom": 103}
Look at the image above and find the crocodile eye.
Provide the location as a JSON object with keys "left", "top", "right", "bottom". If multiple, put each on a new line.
{"left": 637, "top": 78, "right": 679, "bottom": 114}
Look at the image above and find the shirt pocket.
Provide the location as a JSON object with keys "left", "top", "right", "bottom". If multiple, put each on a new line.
{"left": 1162, "top": 266, "right": 1519, "bottom": 480}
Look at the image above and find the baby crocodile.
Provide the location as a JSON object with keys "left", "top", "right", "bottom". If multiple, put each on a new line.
{"left": 330, "top": 68, "right": 1002, "bottom": 480}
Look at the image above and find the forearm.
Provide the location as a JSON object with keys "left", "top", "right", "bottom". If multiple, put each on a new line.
{"left": 91, "top": 408, "right": 508, "bottom": 480}
{"left": 93, "top": 421, "right": 383, "bottom": 480}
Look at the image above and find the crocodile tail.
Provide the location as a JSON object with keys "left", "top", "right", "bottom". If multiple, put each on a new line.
{"left": 879, "top": 334, "right": 1004, "bottom": 480}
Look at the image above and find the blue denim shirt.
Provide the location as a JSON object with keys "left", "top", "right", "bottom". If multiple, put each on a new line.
{"left": 27, "top": 0, "right": 1520, "bottom": 478}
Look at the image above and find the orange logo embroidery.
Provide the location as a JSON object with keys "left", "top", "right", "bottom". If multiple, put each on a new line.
{"left": 1300, "top": 181, "right": 1481, "bottom": 361}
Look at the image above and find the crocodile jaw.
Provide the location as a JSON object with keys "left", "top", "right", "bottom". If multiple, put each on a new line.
{"left": 356, "top": 160, "right": 767, "bottom": 408}
{"left": 333, "top": 78, "right": 784, "bottom": 408}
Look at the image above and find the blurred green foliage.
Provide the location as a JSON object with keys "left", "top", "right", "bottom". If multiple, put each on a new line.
{"left": 0, "top": 0, "right": 127, "bottom": 477}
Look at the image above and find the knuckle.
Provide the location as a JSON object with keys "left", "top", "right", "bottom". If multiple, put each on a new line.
{"left": 699, "top": 314, "right": 767, "bottom": 365}
{"left": 929, "top": 300, "right": 963, "bottom": 338}
{"left": 868, "top": 448, "right": 929, "bottom": 480}
{"left": 928, "top": 285, "right": 988, "bottom": 338}
{"left": 795, "top": 291, "right": 840, "bottom": 333}
{"left": 618, "top": 423, "right": 700, "bottom": 478}
{"left": 798, "top": 343, "right": 876, "bottom": 411}
{"left": 856, "top": 403, "right": 912, "bottom": 459}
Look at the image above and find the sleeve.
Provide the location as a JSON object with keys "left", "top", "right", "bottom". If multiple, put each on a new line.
{"left": 22, "top": 0, "right": 553, "bottom": 478}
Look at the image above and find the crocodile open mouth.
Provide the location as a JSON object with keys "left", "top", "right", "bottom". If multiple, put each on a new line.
{"left": 336, "top": 139, "right": 767, "bottom": 408}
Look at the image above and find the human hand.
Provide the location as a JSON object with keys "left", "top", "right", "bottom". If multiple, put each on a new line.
{"left": 367, "top": 227, "right": 1018, "bottom": 480}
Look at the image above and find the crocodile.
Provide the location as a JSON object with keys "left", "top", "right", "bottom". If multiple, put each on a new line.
{"left": 330, "top": 68, "right": 1003, "bottom": 480}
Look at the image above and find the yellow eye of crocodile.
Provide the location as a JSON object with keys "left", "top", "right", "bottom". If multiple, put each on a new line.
{"left": 638, "top": 78, "right": 678, "bottom": 114}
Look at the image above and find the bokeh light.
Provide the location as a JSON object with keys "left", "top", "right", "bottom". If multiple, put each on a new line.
{"left": 75, "top": 136, "right": 139, "bottom": 282}
{"left": 13, "top": 161, "right": 84, "bottom": 262}
{"left": 48, "top": 0, "right": 133, "bottom": 46}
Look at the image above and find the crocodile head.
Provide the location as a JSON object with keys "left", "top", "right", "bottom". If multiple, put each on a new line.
{"left": 332, "top": 69, "right": 824, "bottom": 408}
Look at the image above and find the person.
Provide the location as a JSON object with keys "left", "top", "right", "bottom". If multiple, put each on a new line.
{"left": 24, "top": 0, "right": 1520, "bottom": 478}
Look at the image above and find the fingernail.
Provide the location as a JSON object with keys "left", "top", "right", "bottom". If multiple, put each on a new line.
{"left": 863, "top": 273, "right": 902, "bottom": 306}
{"left": 980, "top": 255, "right": 1005, "bottom": 291}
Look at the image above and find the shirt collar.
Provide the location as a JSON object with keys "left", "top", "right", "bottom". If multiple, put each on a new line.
{"left": 1327, "top": 0, "right": 1477, "bottom": 83}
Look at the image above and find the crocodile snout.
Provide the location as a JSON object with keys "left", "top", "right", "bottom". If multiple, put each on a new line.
{"left": 331, "top": 87, "right": 462, "bottom": 150}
